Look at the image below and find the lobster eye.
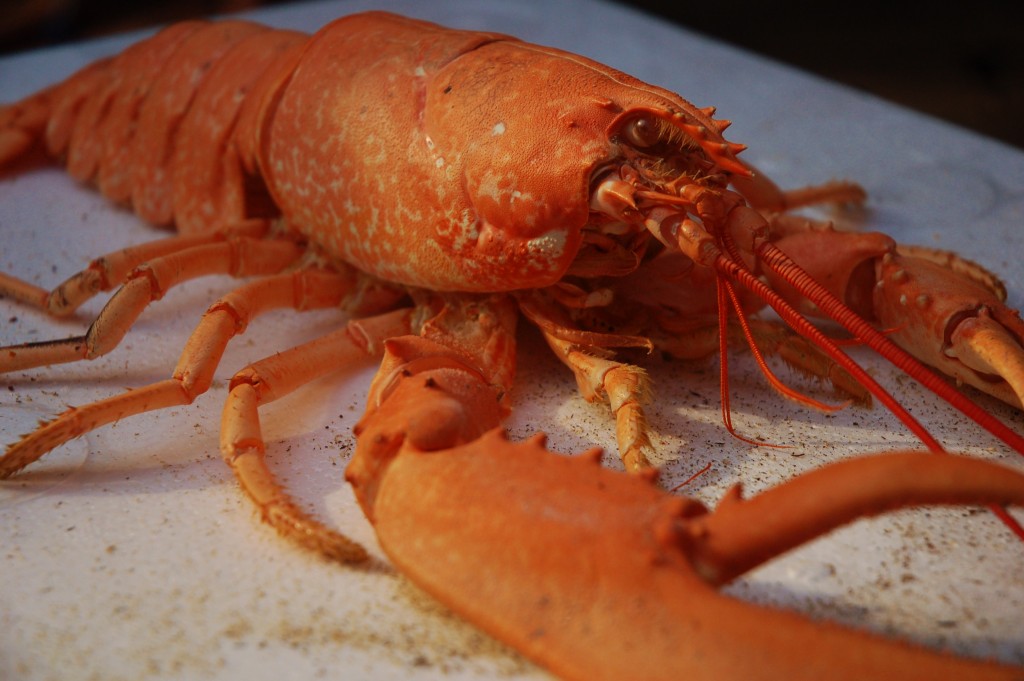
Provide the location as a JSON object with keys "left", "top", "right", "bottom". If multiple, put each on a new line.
{"left": 623, "top": 116, "right": 661, "bottom": 148}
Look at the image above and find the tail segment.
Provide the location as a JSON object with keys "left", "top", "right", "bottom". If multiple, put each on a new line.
{"left": 0, "top": 21, "right": 308, "bottom": 234}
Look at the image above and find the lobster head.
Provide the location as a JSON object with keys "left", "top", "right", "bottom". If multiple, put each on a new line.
{"left": 263, "top": 12, "right": 768, "bottom": 296}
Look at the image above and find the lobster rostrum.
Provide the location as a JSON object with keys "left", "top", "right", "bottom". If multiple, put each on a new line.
{"left": 1, "top": 11, "right": 1023, "bottom": 680}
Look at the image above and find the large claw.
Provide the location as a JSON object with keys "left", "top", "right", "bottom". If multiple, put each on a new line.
{"left": 874, "top": 250, "right": 1024, "bottom": 409}
{"left": 351, "top": 424, "right": 1024, "bottom": 681}
{"left": 347, "top": 294, "right": 1024, "bottom": 681}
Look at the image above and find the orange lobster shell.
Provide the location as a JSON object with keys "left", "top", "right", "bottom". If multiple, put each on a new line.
{"left": 1, "top": 6, "right": 1024, "bottom": 681}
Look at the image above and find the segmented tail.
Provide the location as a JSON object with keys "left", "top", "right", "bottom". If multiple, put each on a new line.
{"left": 0, "top": 21, "right": 308, "bottom": 234}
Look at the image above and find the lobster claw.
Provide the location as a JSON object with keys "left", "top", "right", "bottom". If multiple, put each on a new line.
{"left": 873, "top": 251, "right": 1024, "bottom": 409}
{"left": 355, "top": 427, "right": 1024, "bottom": 681}
{"left": 343, "top": 294, "right": 1024, "bottom": 680}
{"left": 764, "top": 228, "right": 1024, "bottom": 410}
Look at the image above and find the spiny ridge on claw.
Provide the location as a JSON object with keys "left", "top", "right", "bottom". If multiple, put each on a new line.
{"left": 578, "top": 447, "right": 604, "bottom": 465}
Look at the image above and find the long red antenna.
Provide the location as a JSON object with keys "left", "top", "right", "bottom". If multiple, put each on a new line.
{"left": 714, "top": 255, "right": 945, "bottom": 451}
{"left": 756, "top": 241, "right": 1024, "bottom": 457}
{"left": 721, "top": 272, "right": 845, "bottom": 413}
{"left": 716, "top": 253, "right": 1024, "bottom": 540}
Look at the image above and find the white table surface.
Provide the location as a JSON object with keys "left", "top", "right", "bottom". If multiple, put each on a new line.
{"left": 2, "top": 1, "right": 1023, "bottom": 679}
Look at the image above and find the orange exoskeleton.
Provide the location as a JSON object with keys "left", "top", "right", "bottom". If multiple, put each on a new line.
{"left": 2, "top": 11, "right": 1023, "bottom": 681}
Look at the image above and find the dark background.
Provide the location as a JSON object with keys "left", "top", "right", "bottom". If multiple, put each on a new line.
{"left": 2, "top": 0, "right": 1022, "bottom": 150}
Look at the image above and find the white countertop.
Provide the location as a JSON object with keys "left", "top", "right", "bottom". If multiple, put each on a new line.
{"left": 2, "top": 1, "right": 1023, "bottom": 679}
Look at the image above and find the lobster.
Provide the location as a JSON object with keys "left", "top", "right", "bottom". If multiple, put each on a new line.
{"left": 1, "top": 8, "right": 1024, "bottom": 680}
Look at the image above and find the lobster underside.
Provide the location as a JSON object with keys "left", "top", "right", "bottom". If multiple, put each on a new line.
{"left": 1, "top": 10, "right": 1024, "bottom": 681}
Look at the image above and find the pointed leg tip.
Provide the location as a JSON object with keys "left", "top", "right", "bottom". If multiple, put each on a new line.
{"left": 0, "top": 415, "right": 79, "bottom": 478}
{"left": 263, "top": 499, "right": 369, "bottom": 565}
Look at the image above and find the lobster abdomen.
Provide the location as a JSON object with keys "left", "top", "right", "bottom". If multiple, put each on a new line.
{"left": 0, "top": 21, "right": 307, "bottom": 234}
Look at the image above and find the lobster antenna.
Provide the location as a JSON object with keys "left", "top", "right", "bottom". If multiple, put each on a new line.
{"left": 714, "top": 207, "right": 857, "bottom": 414}
{"left": 712, "top": 254, "right": 944, "bottom": 452}
{"left": 715, "top": 275, "right": 778, "bottom": 447}
{"left": 713, "top": 252, "right": 1024, "bottom": 540}
{"left": 754, "top": 241, "right": 1024, "bottom": 458}
{"left": 719, "top": 269, "right": 846, "bottom": 414}
{"left": 713, "top": 273, "right": 842, "bottom": 446}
